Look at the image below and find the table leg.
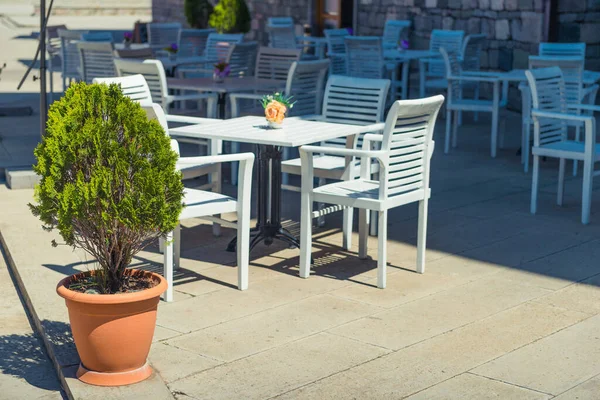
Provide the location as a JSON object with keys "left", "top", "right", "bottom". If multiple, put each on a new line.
{"left": 218, "top": 93, "right": 226, "bottom": 119}
{"left": 226, "top": 145, "right": 300, "bottom": 253}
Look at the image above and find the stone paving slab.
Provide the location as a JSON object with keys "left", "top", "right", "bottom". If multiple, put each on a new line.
{"left": 472, "top": 314, "right": 600, "bottom": 396}
{"left": 553, "top": 374, "right": 600, "bottom": 400}
{"left": 406, "top": 373, "right": 550, "bottom": 400}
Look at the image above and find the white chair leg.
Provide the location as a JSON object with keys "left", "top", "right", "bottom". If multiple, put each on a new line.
{"left": 531, "top": 154, "right": 540, "bottom": 215}
{"left": 557, "top": 158, "right": 565, "bottom": 207}
{"left": 377, "top": 210, "right": 387, "bottom": 289}
{"left": 581, "top": 160, "right": 593, "bottom": 225}
{"left": 317, "top": 177, "right": 326, "bottom": 227}
{"left": 159, "top": 237, "right": 165, "bottom": 253}
{"left": 342, "top": 207, "right": 353, "bottom": 250}
{"left": 452, "top": 110, "right": 459, "bottom": 148}
{"left": 358, "top": 208, "right": 368, "bottom": 259}
{"left": 573, "top": 126, "right": 581, "bottom": 177}
{"left": 163, "top": 231, "right": 174, "bottom": 302}
{"left": 369, "top": 211, "right": 378, "bottom": 236}
{"left": 211, "top": 162, "right": 222, "bottom": 237}
{"left": 237, "top": 208, "right": 250, "bottom": 291}
{"left": 491, "top": 108, "right": 499, "bottom": 158}
{"left": 174, "top": 223, "right": 181, "bottom": 269}
{"left": 474, "top": 84, "right": 480, "bottom": 122}
{"left": 416, "top": 199, "right": 428, "bottom": 274}
{"left": 231, "top": 142, "right": 240, "bottom": 185}
{"left": 299, "top": 187, "right": 312, "bottom": 279}
{"left": 444, "top": 109, "right": 452, "bottom": 153}
{"left": 523, "top": 123, "right": 530, "bottom": 173}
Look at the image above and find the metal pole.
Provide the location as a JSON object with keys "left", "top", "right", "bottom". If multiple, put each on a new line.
{"left": 39, "top": 0, "right": 47, "bottom": 138}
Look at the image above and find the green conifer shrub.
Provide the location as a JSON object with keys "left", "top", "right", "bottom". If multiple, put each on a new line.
{"left": 209, "top": 0, "right": 251, "bottom": 34}
{"left": 184, "top": 0, "right": 214, "bottom": 29}
{"left": 30, "top": 82, "right": 184, "bottom": 294}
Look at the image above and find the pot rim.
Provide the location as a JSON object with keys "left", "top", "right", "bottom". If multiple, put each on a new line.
{"left": 56, "top": 269, "right": 167, "bottom": 305}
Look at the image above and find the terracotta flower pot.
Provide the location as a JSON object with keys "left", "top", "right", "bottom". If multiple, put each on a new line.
{"left": 56, "top": 269, "right": 167, "bottom": 386}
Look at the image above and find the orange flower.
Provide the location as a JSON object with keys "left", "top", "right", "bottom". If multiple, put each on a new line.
{"left": 265, "top": 100, "right": 287, "bottom": 123}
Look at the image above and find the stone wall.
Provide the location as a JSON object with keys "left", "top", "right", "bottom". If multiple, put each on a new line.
{"left": 557, "top": 0, "right": 600, "bottom": 70}
{"left": 152, "top": 0, "right": 187, "bottom": 25}
{"left": 358, "top": 0, "right": 545, "bottom": 71}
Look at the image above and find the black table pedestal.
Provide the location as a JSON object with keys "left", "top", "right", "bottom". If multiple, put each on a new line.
{"left": 227, "top": 144, "right": 300, "bottom": 253}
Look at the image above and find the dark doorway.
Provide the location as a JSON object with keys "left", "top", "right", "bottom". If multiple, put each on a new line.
{"left": 315, "top": 0, "right": 354, "bottom": 35}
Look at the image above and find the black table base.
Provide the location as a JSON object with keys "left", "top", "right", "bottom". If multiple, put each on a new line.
{"left": 227, "top": 144, "right": 300, "bottom": 253}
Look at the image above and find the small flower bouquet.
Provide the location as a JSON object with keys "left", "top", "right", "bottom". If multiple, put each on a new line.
{"left": 123, "top": 31, "right": 133, "bottom": 48}
{"left": 163, "top": 43, "right": 178, "bottom": 60}
{"left": 399, "top": 39, "right": 410, "bottom": 51}
{"left": 213, "top": 62, "right": 230, "bottom": 83}
{"left": 261, "top": 92, "right": 295, "bottom": 129}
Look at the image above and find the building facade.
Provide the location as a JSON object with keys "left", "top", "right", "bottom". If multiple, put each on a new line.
{"left": 153, "top": 0, "right": 600, "bottom": 71}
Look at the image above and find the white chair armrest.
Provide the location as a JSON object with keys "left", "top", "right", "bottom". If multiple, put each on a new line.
{"left": 532, "top": 109, "right": 595, "bottom": 123}
{"left": 300, "top": 145, "right": 385, "bottom": 160}
{"left": 568, "top": 104, "right": 600, "bottom": 113}
{"left": 177, "top": 152, "right": 255, "bottom": 167}
{"left": 166, "top": 114, "right": 219, "bottom": 125}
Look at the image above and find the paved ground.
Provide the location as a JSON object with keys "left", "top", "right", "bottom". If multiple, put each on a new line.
{"left": 0, "top": 241, "right": 64, "bottom": 399}
{"left": 2, "top": 8, "right": 600, "bottom": 400}
{"left": 2, "top": 110, "right": 600, "bottom": 399}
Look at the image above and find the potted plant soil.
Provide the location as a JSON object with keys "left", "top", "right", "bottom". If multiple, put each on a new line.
{"left": 29, "top": 82, "right": 184, "bottom": 386}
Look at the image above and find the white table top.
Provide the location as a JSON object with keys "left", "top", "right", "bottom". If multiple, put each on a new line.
{"left": 167, "top": 77, "right": 285, "bottom": 93}
{"left": 170, "top": 116, "right": 381, "bottom": 147}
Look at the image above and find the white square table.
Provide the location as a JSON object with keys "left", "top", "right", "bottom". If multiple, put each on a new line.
{"left": 171, "top": 116, "right": 384, "bottom": 251}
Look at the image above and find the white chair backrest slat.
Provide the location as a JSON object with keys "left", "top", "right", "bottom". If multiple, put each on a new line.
{"left": 284, "top": 60, "right": 330, "bottom": 117}
{"left": 382, "top": 20, "right": 411, "bottom": 50}
{"left": 526, "top": 67, "right": 569, "bottom": 146}
{"left": 227, "top": 42, "right": 258, "bottom": 78}
{"left": 539, "top": 42, "right": 586, "bottom": 59}
{"left": 440, "top": 48, "right": 462, "bottom": 104}
{"left": 345, "top": 36, "right": 384, "bottom": 79}
{"left": 267, "top": 17, "right": 294, "bottom": 28}
{"left": 179, "top": 28, "right": 215, "bottom": 57}
{"left": 58, "top": 29, "right": 87, "bottom": 79}
{"left": 93, "top": 74, "right": 153, "bottom": 105}
{"left": 114, "top": 58, "right": 169, "bottom": 110}
{"left": 461, "top": 34, "right": 486, "bottom": 71}
{"left": 147, "top": 23, "right": 182, "bottom": 51}
{"left": 204, "top": 33, "right": 244, "bottom": 61}
{"left": 81, "top": 32, "right": 114, "bottom": 42}
{"left": 267, "top": 25, "right": 298, "bottom": 49}
{"left": 380, "top": 96, "right": 444, "bottom": 199}
{"left": 320, "top": 75, "right": 390, "bottom": 148}
{"left": 528, "top": 56, "right": 584, "bottom": 106}
{"left": 255, "top": 46, "right": 301, "bottom": 81}
{"left": 77, "top": 41, "right": 117, "bottom": 83}
{"left": 429, "top": 30, "right": 464, "bottom": 77}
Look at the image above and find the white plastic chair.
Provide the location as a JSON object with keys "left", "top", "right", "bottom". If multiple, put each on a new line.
{"left": 179, "top": 28, "right": 215, "bottom": 57}
{"left": 229, "top": 58, "right": 327, "bottom": 184}
{"left": 382, "top": 20, "right": 411, "bottom": 51}
{"left": 147, "top": 22, "right": 182, "bottom": 55}
{"left": 299, "top": 95, "right": 445, "bottom": 288}
{"left": 77, "top": 42, "right": 117, "bottom": 83}
{"left": 520, "top": 57, "right": 597, "bottom": 173}
{"left": 419, "top": 30, "right": 464, "bottom": 98}
{"left": 344, "top": 36, "right": 398, "bottom": 103}
{"left": 204, "top": 33, "right": 244, "bottom": 62}
{"left": 281, "top": 76, "right": 390, "bottom": 248}
{"left": 145, "top": 104, "right": 254, "bottom": 301}
{"left": 113, "top": 58, "right": 218, "bottom": 118}
{"left": 440, "top": 47, "right": 507, "bottom": 158}
{"left": 324, "top": 28, "right": 349, "bottom": 75}
{"left": 58, "top": 29, "right": 86, "bottom": 91}
{"left": 46, "top": 25, "right": 67, "bottom": 101}
{"left": 526, "top": 67, "right": 600, "bottom": 224}
{"left": 460, "top": 34, "right": 486, "bottom": 122}
{"left": 94, "top": 75, "right": 221, "bottom": 186}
